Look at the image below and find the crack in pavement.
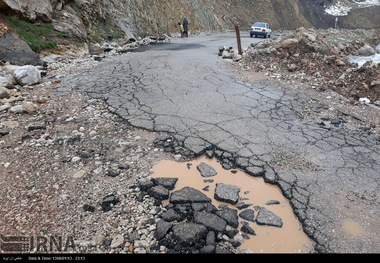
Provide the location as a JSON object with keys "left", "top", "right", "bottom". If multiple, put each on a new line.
{"left": 57, "top": 34, "right": 380, "bottom": 253}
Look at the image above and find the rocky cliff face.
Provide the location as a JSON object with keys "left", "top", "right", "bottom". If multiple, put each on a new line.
{"left": 0, "top": 0, "right": 379, "bottom": 43}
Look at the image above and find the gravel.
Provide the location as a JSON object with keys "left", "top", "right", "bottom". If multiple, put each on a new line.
{"left": 0, "top": 48, "right": 180, "bottom": 254}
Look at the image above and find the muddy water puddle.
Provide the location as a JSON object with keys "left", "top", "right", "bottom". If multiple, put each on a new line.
{"left": 151, "top": 156, "right": 315, "bottom": 253}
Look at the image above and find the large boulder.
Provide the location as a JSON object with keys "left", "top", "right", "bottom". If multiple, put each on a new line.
{"left": 51, "top": 4, "right": 88, "bottom": 39}
{"left": 0, "top": 33, "right": 41, "bottom": 66}
{"left": 0, "top": 0, "right": 54, "bottom": 22}
{"left": 13, "top": 65, "right": 41, "bottom": 86}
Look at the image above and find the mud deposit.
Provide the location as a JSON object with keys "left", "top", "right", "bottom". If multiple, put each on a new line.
{"left": 151, "top": 156, "right": 315, "bottom": 253}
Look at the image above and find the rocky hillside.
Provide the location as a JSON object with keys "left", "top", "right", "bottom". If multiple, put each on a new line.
{"left": 1, "top": 0, "right": 379, "bottom": 41}
{"left": 0, "top": 0, "right": 379, "bottom": 64}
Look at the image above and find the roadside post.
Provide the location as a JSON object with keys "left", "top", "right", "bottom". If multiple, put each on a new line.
{"left": 235, "top": 25, "right": 243, "bottom": 55}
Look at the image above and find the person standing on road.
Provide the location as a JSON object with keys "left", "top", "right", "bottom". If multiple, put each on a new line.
{"left": 183, "top": 16, "right": 189, "bottom": 37}
{"left": 178, "top": 22, "right": 184, "bottom": 37}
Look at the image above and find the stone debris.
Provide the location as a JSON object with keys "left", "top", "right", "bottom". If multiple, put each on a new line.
{"left": 1, "top": 28, "right": 378, "bottom": 254}
{"left": 240, "top": 27, "right": 380, "bottom": 103}
{"left": 169, "top": 187, "right": 212, "bottom": 204}
{"left": 140, "top": 177, "right": 284, "bottom": 253}
{"left": 255, "top": 207, "right": 283, "bottom": 228}
{"left": 0, "top": 43, "right": 178, "bottom": 254}
{"left": 214, "top": 183, "right": 241, "bottom": 205}
{"left": 196, "top": 162, "right": 217, "bottom": 177}
{"left": 13, "top": 65, "right": 42, "bottom": 86}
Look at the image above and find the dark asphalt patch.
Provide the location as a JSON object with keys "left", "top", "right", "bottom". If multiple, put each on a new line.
{"left": 124, "top": 42, "right": 205, "bottom": 53}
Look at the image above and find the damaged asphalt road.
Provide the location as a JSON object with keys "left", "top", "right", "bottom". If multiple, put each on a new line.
{"left": 57, "top": 33, "right": 380, "bottom": 253}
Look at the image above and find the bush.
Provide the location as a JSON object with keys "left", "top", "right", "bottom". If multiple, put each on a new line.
{"left": 5, "top": 16, "right": 58, "bottom": 52}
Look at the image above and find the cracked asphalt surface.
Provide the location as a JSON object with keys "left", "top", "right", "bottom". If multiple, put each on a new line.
{"left": 57, "top": 33, "right": 380, "bottom": 253}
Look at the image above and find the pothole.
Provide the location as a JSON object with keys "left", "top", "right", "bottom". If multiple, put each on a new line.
{"left": 342, "top": 219, "right": 364, "bottom": 237}
{"left": 150, "top": 156, "right": 315, "bottom": 253}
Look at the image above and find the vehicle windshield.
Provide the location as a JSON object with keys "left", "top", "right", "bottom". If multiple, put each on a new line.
{"left": 253, "top": 23, "right": 266, "bottom": 27}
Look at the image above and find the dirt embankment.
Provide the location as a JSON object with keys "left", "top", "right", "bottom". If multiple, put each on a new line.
{"left": 242, "top": 28, "right": 380, "bottom": 102}
{"left": 234, "top": 28, "right": 380, "bottom": 136}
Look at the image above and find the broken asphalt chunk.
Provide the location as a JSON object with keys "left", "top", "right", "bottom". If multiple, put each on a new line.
{"left": 147, "top": 185, "right": 170, "bottom": 200}
{"left": 170, "top": 187, "right": 212, "bottom": 204}
{"left": 256, "top": 207, "right": 283, "bottom": 228}
{"left": 196, "top": 162, "right": 217, "bottom": 177}
{"left": 151, "top": 177, "right": 178, "bottom": 190}
{"left": 214, "top": 183, "right": 240, "bottom": 205}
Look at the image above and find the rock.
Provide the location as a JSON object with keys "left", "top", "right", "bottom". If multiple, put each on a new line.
{"left": 0, "top": 22, "right": 7, "bottom": 37}
{"left": 0, "top": 33, "right": 41, "bottom": 66}
{"left": 214, "top": 183, "right": 240, "bottom": 205}
{"left": 281, "top": 38, "right": 299, "bottom": 49}
{"left": 169, "top": 187, "right": 212, "bottom": 204}
{"left": 370, "top": 79, "right": 380, "bottom": 93}
{"left": 138, "top": 178, "right": 155, "bottom": 191}
{"left": 233, "top": 53, "right": 243, "bottom": 61}
{"left": 155, "top": 220, "right": 173, "bottom": 240}
{"left": 183, "top": 137, "right": 210, "bottom": 156}
{"left": 330, "top": 119, "right": 341, "bottom": 125}
{"left": 358, "top": 44, "right": 376, "bottom": 56}
{"left": 52, "top": 5, "right": 88, "bottom": 40}
{"left": 101, "top": 194, "right": 119, "bottom": 212}
{"left": 161, "top": 208, "right": 183, "bottom": 222}
{"left": 359, "top": 97, "right": 370, "bottom": 104}
{"left": 171, "top": 223, "right": 208, "bottom": 246}
{"left": 255, "top": 207, "right": 283, "bottom": 228}
{"left": 196, "top": 162, "right": 217, "bottom": 177}
{"left": 240, "top": 222, "right": 256, "bottom": 235}
{"left": 0, "top": 103, "right": 11, "bottom": 112}
{"left": 215, "top": 207, "right": 239, "bottom": 228}
{"left": 83, "top": 204, "right": 95, "bottom": 212}
{"left": 72, "top": 168, "right": 88, "bottom": 179}
{"left": 9, "top": 105, "right": 24, "bottom": 113}
{"left": 147, "top": 185, "right": 170, "bottom": 200}
{"left": 0, "top": 76, "right": 11, "bottom": 87}
{"left": 151, "top": 177, "right": 178, "bottom": 190}
{"left": 174, "top": 154, "right": 182, "bottom": 161}
{"left": 107, "top": 168, "right": 120, "bottom": 177}
{"left": 239, "top": 209, "right": 255, "bottom": 222}
{"left": 0, "top": 130, "right": 10, "bottom": 137}
{"left": 222, "top": 50, "right": 232, "bottom": 59}
{"left": 110, "top": 234, "right": 124, "bottom": 248}
{"left": 36, "top": 97, "right": 48, "bottom": 103}
{"left": 288, "top": 64, "right": 298, "bottom": 72}
{"left": 245, "top": 166, "right": 266, "bottom": 177}
{"left": 194, "top": 211, "right": 227, "bottom": 232}
{"left": 0, "top": 87, "right": 10, "bottom": 99}
{"left": 27, "top": 125, "right": 46, "bottom": 132}
{"left": 200, "top": 244, "right": 215, "bottom": 254}
{"left": 0, "top": 0, "right": 54, "bottom": 22}
{"left": 191, "top": 202, "right": 217, "bottom": 213}
{"left": 13, "top": 65, "right": 41, "bottom": 86}
{"left": 335, "top": 59, "right": 346, "bottom": 67}
{"left": 88, "top": 44, "right": 105, "bottom": 55}
{"left": 301, "top": 32, "right": 316, "bottom": 42}
{"left": 265, "top": 200, "right": 280, "bottom": 205}
{"left": 22, "top": 101, "right": 39, "bottom": 113}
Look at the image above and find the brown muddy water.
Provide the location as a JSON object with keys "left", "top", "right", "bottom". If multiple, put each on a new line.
{"left": 151, "top": 156, "right": 316, "bottom": 253}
